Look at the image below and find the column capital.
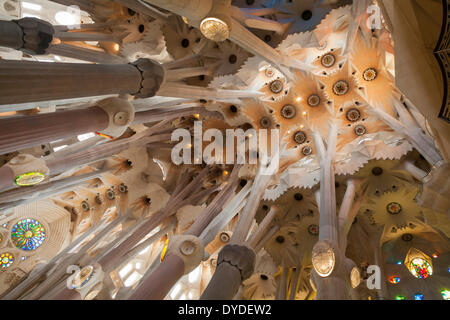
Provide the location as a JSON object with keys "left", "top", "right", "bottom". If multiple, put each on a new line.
{"left": 95, "top": 98, "right": 135, "bottom": 138}
{"left": 131, "top": 58, "right": 165, "bottom": 99}
{"left": 218, "top": 244, "right": 255, "bottom": 280}
{"left": 165, "top": 235, "right": 205, "bottom": 274}
{"left": 13, "top": 17, "right": 54, "bottom": 55}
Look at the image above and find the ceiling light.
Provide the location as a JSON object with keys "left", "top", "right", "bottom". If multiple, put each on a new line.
{"left": 22, "top": 2, "right": 42, "bottom": 11}
{"left": 55, "top": 11, "right": 77, "bottom": 25}
{"left": 200, "top": 17, "right": 230, "bottom": 42}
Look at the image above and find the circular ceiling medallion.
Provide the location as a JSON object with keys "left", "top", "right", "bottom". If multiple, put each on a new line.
{"left": 302, "top": 146, "right": 313, "bottom": 156}
{"left": 180, "top": 240, "right": 196, "bottom": 256}
{"left": 118, "top": 183, "right": 128, "bottom": 193}
{"left": 259, "top": 117, "right": 272, "bottom": 128}
{"left": 11, "top": 218, "right": 45, "bottom": 251}
{"left": 281, "top": 104, "right": 296, "bottom": 119}
{"left": 294, "top": 131, "right": 307, "bottom": 145}
{"left": 402, "top": 233, "right": 413, "bottom": 242}
{"left": 332, "top": 80, "right": 349, "bottom": 96}
{"left": 81, "top": 201, "right": 90, "bottom": 212}
{"left": 269, "top": 79, "right": 283, "bottom": 94}
{"left": 265, "top": 68, "right": 274, "bottom": 78}
{"left": 0, "top": 252, "right": 14, "bottom": 269}
{"left": 386, "top": 202, "right": 402, "bottom": 215}
{"left": 15, "top": 171, "right": 45, "bottom": 187}
{"left": 105, "top": 189, "right": 115, "bottom": 200}
{"left": 321, "top": 53, "right": 336, "bottom": 68}
{"left": 346, "top": 108, "right": 361, "bottom": 122}
{"left": 354, "top": 125, "right": 366, "bottom": 136}
{"left": 363, "top": 68, "right": 378, "bottom": 81}
{"left": 113, "top": 111, "right": 130, "bottom": 126}
{"left": 307, "top": 94, "right": 321, "bottom": 107}
{"left": 220, "top": 232, "right": 230, "bottom": 243}
{"left": 308, "top": 224, "right": 319, "bottom": 236}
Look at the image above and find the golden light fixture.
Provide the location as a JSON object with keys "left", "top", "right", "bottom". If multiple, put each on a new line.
{"left": 312, "top": 241, "right": 336, "bottom": 277}
{"left": 200, "top": 17, "right": 230, "bottom": 42}
{"left": 350, "top": 267, "right": 361, "bottom": 288}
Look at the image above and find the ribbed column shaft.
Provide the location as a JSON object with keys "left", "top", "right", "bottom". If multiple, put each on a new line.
{"left": 0, "top": 107, "right": 109, "bottom": 155}
{"left": 0, "top": 60, "right": 142, "bottom": 105}
{"left": 200, "top": 262, "right": 242, "bottom": 300}
{"left": 129, "top": 254, "right": 185, "bottom": 300}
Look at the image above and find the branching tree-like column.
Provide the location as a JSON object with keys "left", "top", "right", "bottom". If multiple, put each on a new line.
{"left": 0, "top": 58, "right": 165, "bottom": 105}
{"left": 142, "top": 0, "right": 310, "bottom": 71}
{"left": 128, "top": 167, "right": 240, "bottom": 300}
{"left": 200, "top": 160, "right": 275, "bottom": 299}
{"left": 310, "top": 125, "right": 352, "bottom": 300}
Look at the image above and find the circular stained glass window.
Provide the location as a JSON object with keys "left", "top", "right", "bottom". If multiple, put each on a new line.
{"left": 321, "top": 54, "right": 335, "bottom": 68}
{"left": 388, "top": 276, "right": 400, "bottom": 284}
{"left": 409, "top": 258, "right": 433, "bottom": 279}
{"left": 332, "top": 80, "right": 349, "bottom": 96}
{"left": 0, "top": 252, "right": 14, "bottom": 269}
{"left": 11, "top": 218, "right": 45, "bottom": 251}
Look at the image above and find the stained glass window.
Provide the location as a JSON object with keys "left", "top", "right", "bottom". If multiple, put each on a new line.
{"left": 11, "top": 218, "right": 45, "bottom": 251}
{"left": 0, "top": 252, "right": 14, "bottom": 268}
{"left": 414, "top": 293, "right": 424, "bottom": 300}
{"left": 408, "top": 257, "right": 433, "bottom": 279}
{"left": 441, "top": 290, "right": 450, "bottom": 300}
{"left": 388, "top": 276, "right": 400, "bottom": 284}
